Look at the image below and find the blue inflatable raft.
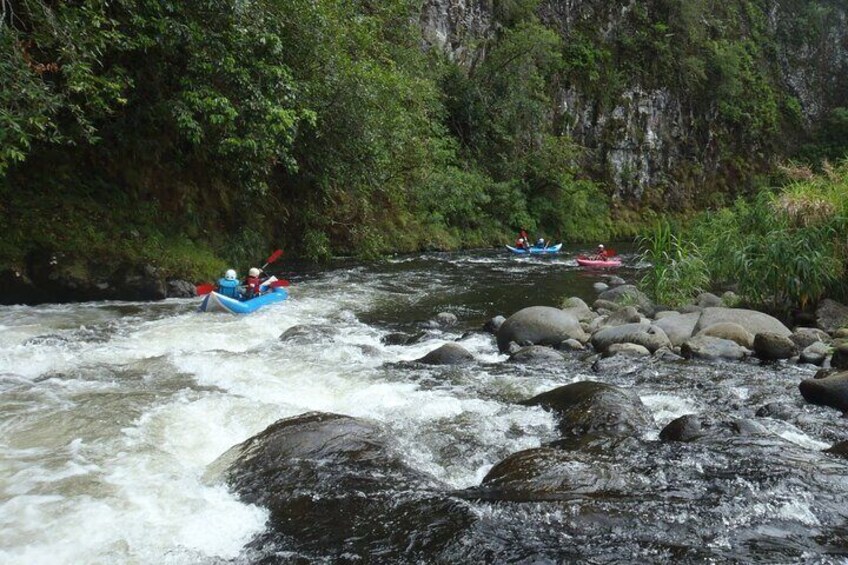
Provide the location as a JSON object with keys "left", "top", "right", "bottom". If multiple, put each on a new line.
{"left": 198, "top": 286, "right": 289, "bottom": 314}
{"left": 505, "top": 243, "right": 562, "bottom": 255}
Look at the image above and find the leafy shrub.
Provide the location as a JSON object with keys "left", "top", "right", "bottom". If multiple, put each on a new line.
{"left": 638, "top": 219, "right": 709, "bottom": 307}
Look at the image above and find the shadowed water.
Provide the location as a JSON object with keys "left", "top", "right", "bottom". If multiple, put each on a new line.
{"left": 1, "top": 246, "right": 847, "bottom": 563}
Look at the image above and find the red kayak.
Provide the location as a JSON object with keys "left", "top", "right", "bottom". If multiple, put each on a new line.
{"left": 576, "top": 256, "right": 622, "bottom": 268}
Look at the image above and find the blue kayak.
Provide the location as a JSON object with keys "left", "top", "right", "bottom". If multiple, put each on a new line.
{"left": 505, "top": 243, "right": 562, "bottom": 255}
{"left": 198, "top": 286, "right": 288, "bottom": 314}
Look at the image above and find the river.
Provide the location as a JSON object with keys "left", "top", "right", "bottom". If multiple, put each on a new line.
{"left": 2, "top": 247, "right": 847, "bottom": 563}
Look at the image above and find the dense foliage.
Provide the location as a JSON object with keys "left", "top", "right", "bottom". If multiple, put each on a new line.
{"left": 1, "top": 0, "right": 846, "bottom": 279}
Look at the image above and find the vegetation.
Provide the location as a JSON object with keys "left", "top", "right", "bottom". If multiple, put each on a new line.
{"left": 1, "top": 0, "right": 846, "bottom": 283}
{"left": 639, "top": 161, "right": 848, "bottom": 314}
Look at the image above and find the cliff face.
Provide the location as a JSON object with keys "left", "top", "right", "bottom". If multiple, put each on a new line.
{"left": 420, "top": 0, "right": 848, "bottom": 206}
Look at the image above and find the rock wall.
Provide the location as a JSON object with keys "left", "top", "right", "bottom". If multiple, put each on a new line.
{"left": 419, "top": 0, "right": 848, "bottom": 204}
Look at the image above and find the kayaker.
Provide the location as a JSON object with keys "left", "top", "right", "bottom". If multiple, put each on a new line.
{"left": 519, "top": 228, "right": 530, "bottom": 249}
{"left": 217, "top": 269, "right": 241, "bottom": 299}
{"left": 592, "top": 244, "right": 608, "bottom": 260}
{"left": 536, "top": 238, "right": 546, "bottom": 248}
{"left": 515, "top": 237, "right": 526, "bottom": 249}
{"left": 244, "top": 267, "right": 264, "bottom": 298}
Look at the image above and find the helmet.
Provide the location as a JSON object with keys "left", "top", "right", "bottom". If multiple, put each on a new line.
{"left": 225, "top": 269, "right": 237, "bottom": 280}
{"left": 518, "top": 238, "right": 524, "bottom": 243}
{"left": 598, "top": 244, "right": 605, "bottom": 249}
{"left": 249, "top": 267, "right": 261, "bottom": 277}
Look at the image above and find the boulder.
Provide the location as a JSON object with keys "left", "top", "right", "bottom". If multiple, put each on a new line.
{"left": 508, "top": 345, "right": 565, "bottom": 364}
{"left": 519, "top": 381, "right": 654, "bottom": 438}
{"left": 280, "top": 324, "right": 339, "bottom": 344}
{"left": 816, "top": 298, "right": 848, "bottom": 334}
{"left": 561, "top": 297, "right": 596, "bottom": 322}
{"left": 590, "top": 323, "right": 671, "bottom": 353}
{"left": 166, "top": 279, "right": 197, "bottom": 298}
{"left": 433, "top": 312, "right": 458, "bottom": 327}
{"left": 659, "top": 414, "right": 767, "bottom": 442}
{"left": 680, "top": 335, "right": 748, "bottom": 361}
{"left": 607, "top": 276, "right": 626, "bottom": 286}
{"left": 606, "top": 343, "right": 651, "bottom": 357}
{"left": 382, "top": 331, "right": 425, "bottom": 346}
{"left": 753, "top": 332, "right": 797, "bottom": 361}
{"left": 416, "top": 343, "right": 474, "bottom": 365}
{"left": 118, "top": 264, "right": 167, "bottom": 301}
{"left": 790, "top": 327, "right": 832, "bottom": 349}
{"left": 593, "top": 298, "right": 621, "bottom": 312}
{"left": 593, "top": 282, "right": 609, "bottom": 293}
{"left": 800, "top": 342, "right": 830, "bottom": 366}
{"left": 597, "top": 285, "right": 654, "bottom": 314}
{"left": 211, "top": 412, "right": 474, "bottom": 560}
{"left": 696, "top": 292, "right": 722, "bottom": 308}
{"left": 695, "top": 307, "right": 791, "bottom": 338}
{"left": 482, "top": 315, "right": 506, "bottom": 334}
{"left": 654, "top": 347, "right": 684, "bottom": 362}
{"left": 496, "top": 306, "right": 586, "bottom": 353}
{"left": 654, "top": 310, "right": 680, "bottom": 320}
{"left": 603, "top": 306, "right": 641, "bottom": 327}
{"left": 830, "top": 343, "right": 848, "bottom": 370}
{"left": 698, "top": 322, "right": 754, "bottom": 348}
{"left": 799, "top": 372, "right": 848, "bottom": 413}
{"left": 556, "top": 338, "right": 585, "bottom": 351}
{"left": 653, "top": 312, "right": 700, "bottom": 347}
{"left": 678, "top": 304, "right": 703, "bottom": 314}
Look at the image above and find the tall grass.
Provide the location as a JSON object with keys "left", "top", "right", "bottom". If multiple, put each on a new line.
{"left": 638, "top": 219, "right": 709, "bottom": 307}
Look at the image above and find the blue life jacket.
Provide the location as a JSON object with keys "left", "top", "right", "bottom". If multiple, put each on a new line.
{"left": 217, "top": 278, "right": 241, "bottom": 299}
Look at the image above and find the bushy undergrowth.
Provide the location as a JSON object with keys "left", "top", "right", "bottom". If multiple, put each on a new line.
{"left": 638, "top": 219, "right": 709, "bottom": 307}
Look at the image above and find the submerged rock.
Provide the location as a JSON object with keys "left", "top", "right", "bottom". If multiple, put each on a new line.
{"left": 507, "top": 345, "right": 565, "bottom": 364}
{"left": 659, "top": 414, "right": 767, "bottom": 442}
{"left": 520, "top": 381, "right": 653, "bottom": 438}
{"left": 211, "top": 412, "right": 474, "bottom": 561}
{"left": 417, "top": 343, "right": 474, "bottom": 365}
{"left": 434, "top": 312, "right": 459, "bottom": 327}
{"left": 496, "top": 306, "right": 586, "bottom": 352}
{"left": 279, "top": 324, "right": 339, "bottom": 344}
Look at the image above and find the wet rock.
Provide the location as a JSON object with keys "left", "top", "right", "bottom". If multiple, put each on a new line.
{"left": 814, "top": 368, "right": 838, "bottom": 379}
{"left": 698, "top": 322, "right": 754, "bottom": 348}
{"left": 279, "top": 324, "right": 339, "bottom": 344}
{"left": 696, "top": 292, "right": 722, "bottom": 308}
{"left": 800, "top": 342, "right": 830, "bottom": 366}
{"left": 591, "top": 323, "right": 671, "bottom": 353}
{"left": 520, "top": 381, "right": 654, "bottom": 438}
{"left": 212, "top": 412, "right": 474, "bottom": 561}
{"left": 830, "top": 343, "right": 848, "bottom": 370}
{"left": 659, "top": 414, "right": 767, "bottom": 442}
{"left": 791, "top": 327, "right": 832, "bottom": 349}
{"left": 816, "top": 298, "right": 848, "bottom": 334}
{"left": 825, "top": 441, "right": 848, "bottom": 459}
{"left": 597, "top": 285, "right": 654, "bottom": 314}
{"left": 505, "top": 341, "right": 522, "bottom": 354}
{"left": 434, "top": 312, "right": 458, "bottom": 327}
{"left": 118, "top": 264, "right": 167, "bottom": 301}
{"left": 653, "top": 312, "right": 700, "bottom": 347}
{"left": 680, "top": 335, "right": 748, "bottom": 361}
{"left": 593, "top": 298, "right": 621, "bottom": 312}
{"left": 695, "top": 307, "right": 791, "bottom": 338}
{"left": 799, "top": 372, "right": 848, "bottom": 413}
{"left": 593, "top": 282, "right": 609, "bottom": 293}
{"left": 753, "top": 332, "right": 797, "bottom": 361}
{"left": 166, "top": 279, "right": 197, "bottom": 298}
{"left": 482, "top": 315, "right": 506, "bottom": 334}
{"left": 496, "top": 306, "right": 586, "bottom": 353}
{"left": 654, "top": 346, "right": 684, "bottom": 361}
{"left": 603, "top": 305, "right": 641, "bottom": 327}
{"left": 755, "top": 403, "right": 797, "bottom": 421}
{"left": 508, "top": 345, "right": 565, "bottom": 364}
{"left": 382, "top": 331, "right": 424, "bottom": 346}
{"left": 607, "top": 275, "right": 626, "bottom": 286}
{"left": 556, "top": 338, "right": 585, "bottom": 351}
{"left": 606, "top": 343, "right": 651, "bottom": 357}
{"left": 417, "top": 343, "right": 474, "bottom": 365}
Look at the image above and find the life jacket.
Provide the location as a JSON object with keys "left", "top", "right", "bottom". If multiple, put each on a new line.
{"left": 244, "top": 275, "right": 263, "bottom": 297}
{"left": 217, "top": 278, "right": 241, "bottom": 299}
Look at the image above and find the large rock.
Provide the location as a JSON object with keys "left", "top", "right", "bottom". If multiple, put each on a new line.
{"left": 695, "top": 307, "right": 791, "bottom": 338}
{"left": 416, "top": 343, "right": 474, "bottom": 365}
{"left": 166, "top": 279, "right": 197, "bottom": 298}
{"left": 791, "top": 327, "right": 832, "bottom": 349}
{"left": 590, "top": 323, "right": 671, "bottom": 353}
{"left": 606, "top": 343, "right": 651, "bottom": 357}
{"left": 496, "top": 306, "right": 586, "bottom": 353}
{"left": 507, "top": 345, "right": 565, "bottom": 364}
{"left": 698, "top": 322, "right": 754, "bottom": 348}
{"left": 482, "top": 315, "right": 506, "bottom": 334}
{"left": 680, "top": 335, "right": 748, "bottom": 361}
{"left": 799, "top": 372, "right": 848, "bottom": 413}
{"left": 561, "top": 297, "right": 596, "bottom": 322}
{"left": 753, "top": 332, "right": 797, "bottom": 361}
{"left": 830, "top": 343, "right": 848, "bottom": 370}
{"left": 211, "top": 412, "right": 474, "bottom": 561}
{"left": 519, "top": 381, "right": 654, "bottom": 438}
{"left": 597, "top": 285, "right": 654, "bottom": 314}
{"left": 117, "top": 264, "right": 167, "bottom": 301}
{"left": 603, "top": 305, "right": 641, "bottom": 327}
{"left": 659, "top": 414, "right": 767, "bottom": 442}
{"left": 653, "top": 312, "right": 700, "bottom": 346}
{"left": 696, "top": 292, "right": 723, "bottom": 308}
{"left": 279, "top": 324, "right": 339, "bottom": 344}
{"left": 816, "top": 298, "right": 848, "bottom": 334}
{"left": 800, "top": 342, "right": 830, "bottom": 366}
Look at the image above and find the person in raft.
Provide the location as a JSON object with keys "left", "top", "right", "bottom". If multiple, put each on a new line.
{"left": 217, "top": 269, "right": 242, "bottom": 299}
{"left": 243, "top": 267, "right": 265, "bottom": 298}
{"left": 536, "top": 238, "right": 546, "bottom": 248}
{"left": 519, "top": 228, "right": 530, "bottom": 249}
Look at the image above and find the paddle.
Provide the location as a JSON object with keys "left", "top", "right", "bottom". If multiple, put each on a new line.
{"left": 196, "top": 249, "right": 287, "bottom": 296}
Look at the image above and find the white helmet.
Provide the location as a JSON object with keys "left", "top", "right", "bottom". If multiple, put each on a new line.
{"left": 249, "top": 267, "right": 261, "bottom": 277}
{"left": 518, "top": 238, "right": 524, "bottom": 243}
{"left": 225, "top": 269, "right": 237, "bottom": 280}
{"left": 598, "top": 244, "right": 605, "bottom": 249}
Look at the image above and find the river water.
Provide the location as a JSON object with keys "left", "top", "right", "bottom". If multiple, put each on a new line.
{"left": 2, "top": 247, "right": 847, "bottom": 563}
